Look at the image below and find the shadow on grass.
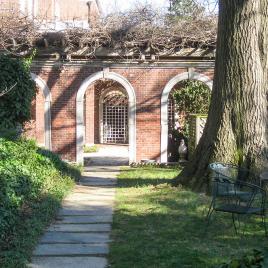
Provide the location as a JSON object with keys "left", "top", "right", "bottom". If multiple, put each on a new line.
{"left": 110, "top": 169, "right": 268, "bottom": 268}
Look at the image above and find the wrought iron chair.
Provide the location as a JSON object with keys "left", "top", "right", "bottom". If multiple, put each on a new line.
{"left": 207, "top": 163, "right": 267, "bottom": 235}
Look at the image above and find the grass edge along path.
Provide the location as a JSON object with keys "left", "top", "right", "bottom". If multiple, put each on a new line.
{"left": 109, "top": 166, "right": 268, "bottom": 268}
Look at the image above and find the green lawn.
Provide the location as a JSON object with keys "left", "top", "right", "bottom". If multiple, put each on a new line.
{"left": 109, "top": 167, "right": 268, "bottom": 268}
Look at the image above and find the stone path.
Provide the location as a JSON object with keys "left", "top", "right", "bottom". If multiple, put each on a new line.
{"left": 84, "top": 145, "right": 129, "bottom": 166}
{"left": 29, "top": 166, "right": 119, "bottom": 268}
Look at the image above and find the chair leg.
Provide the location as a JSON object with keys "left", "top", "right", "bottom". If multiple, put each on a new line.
{"left": 207, "top": 209, "right": 214, "bottom": 226}
{"left": 206, "top": 201, "right": 214, "bottom": 222}
{"left": 206, "top": 200, "right": 215, "bottom": 226}
{"left": 232, "top": 213, "right": 238, "bottom": 234}
{"left": 262, "top": 215, "right": 267, "bottom": 236}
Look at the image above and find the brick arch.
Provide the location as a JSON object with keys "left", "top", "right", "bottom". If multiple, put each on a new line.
{"left": 30, "top": 73, "right": 52, "bottom": 150}
{"left": 76, "top": 71, "right": 136, "bottom": 164}
{"left": 160, "top": 72, "right": 213, "bottom": 163}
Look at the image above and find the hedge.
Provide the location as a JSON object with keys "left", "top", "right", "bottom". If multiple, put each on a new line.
{"left": 0, "top": 137, "right": 81, "bottom": 267}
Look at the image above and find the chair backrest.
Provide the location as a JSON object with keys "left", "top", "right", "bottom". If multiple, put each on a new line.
{"left": 209, "top": 162, "right": 259, "bottom": 185}
{"left": 209, "top": 162, "right": 238, "bottom": 182}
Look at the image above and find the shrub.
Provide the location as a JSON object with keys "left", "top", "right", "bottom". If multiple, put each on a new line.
{"left": 0, "top": 138, "right": 81, "bottom": 267}
{"left": 172, "top": 80, "right": 211, "bottom": 114}
{"left": 171, "top": 80, "right": 211, "bottom": 138}
{"left": 0, "top": 54, "right": 36, "bottom": 129}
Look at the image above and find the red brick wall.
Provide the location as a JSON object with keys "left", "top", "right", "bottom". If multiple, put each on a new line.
{"left": 30, "top": 64, "right": 214, "bottom": 162}
{"left": 24, "top": 88, "right": 45, "bottom": 146}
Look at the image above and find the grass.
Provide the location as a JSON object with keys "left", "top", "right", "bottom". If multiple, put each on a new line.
{"left": 109, "top": 167, "right": 268, "bottom": 268}
{"left": 83, "top": 144, "right": 99, "bottom": 153}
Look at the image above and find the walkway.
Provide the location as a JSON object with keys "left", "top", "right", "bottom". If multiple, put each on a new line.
{"left": 84, "top": 145, "right": 129, "bottom": 166}
{"left": 30, "top": 166, "right": 119, "bottom": 268}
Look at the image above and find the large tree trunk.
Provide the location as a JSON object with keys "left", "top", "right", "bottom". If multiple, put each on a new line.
{"left": 175, "top": 0, "right": 268, "bottom": 191}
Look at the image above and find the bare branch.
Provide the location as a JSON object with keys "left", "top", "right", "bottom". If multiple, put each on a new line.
{"left": 0, "top": 83, "right": 17, "bottom": 97}
{"left": 0, "top": 6, "right": 217, "bottom": 57}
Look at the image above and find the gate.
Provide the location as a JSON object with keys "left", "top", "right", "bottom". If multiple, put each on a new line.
{"left": 102, "top": 90, "right": 128, "bottom": 144}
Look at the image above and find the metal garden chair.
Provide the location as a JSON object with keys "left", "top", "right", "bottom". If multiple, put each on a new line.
{"left": 207, "top": 163, "right": 267, "bottom": 235}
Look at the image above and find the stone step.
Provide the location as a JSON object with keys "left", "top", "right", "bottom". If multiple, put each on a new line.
{"left": 33, "top": 244, "right": 109, "bottom": 256}
{"left": 62, "top": 200, "right": 114, "bottom": 207}
{"left": 80, "top": 181, "right": 116, "bottom": 187}
{"left": 29, "top": 257, "right": 107, "bottom": 268}
{"left": 64, "top": 194, "right": 115, "bottom": 201}
{"left": 59, "top": 208, "right": 113, "bottom": 216}
{"left": 61, "top": 205, "right": 113, "bottom": 213}
{"left": 82, "top": 174, "right": 117, "bottom": 179}
{"left": 56, "top": 215, "right": 112, "bottom": 224}
{"left": 40, "top": 232, "right": 110, "bottom": 244}
{"left": 83, "top": 167, "right": 121, "bottom": 173}
{"left": 73, "top": 186, "right": 116, "bottom": 194}
{"left": 48, "top": 224, "right": 111, "bottom": 233}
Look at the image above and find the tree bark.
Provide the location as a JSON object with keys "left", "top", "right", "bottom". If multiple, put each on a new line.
{"left": 175, "top": 0, "right": 268, "bottom": 191}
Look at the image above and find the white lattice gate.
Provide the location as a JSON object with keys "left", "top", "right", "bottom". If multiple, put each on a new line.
{"left": 101, "top": 91, "right": 128, "bottom": 144}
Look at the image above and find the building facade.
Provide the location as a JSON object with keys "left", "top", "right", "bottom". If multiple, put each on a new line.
{"left": 0, "top": 0, "right": 101, "bottom": 29}
{"left": 27, "top": 54, "right": 214, "bottom": 164}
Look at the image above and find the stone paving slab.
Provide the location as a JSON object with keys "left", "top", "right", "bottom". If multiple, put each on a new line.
{"left": 59, "top": 208, "right": 113, "bottom": 216}
{"left": 29, "top": 257, "right": 107, "bottom": 268}
{"left": 33, "top": 244, "right": 109, "bottom": 256}
{"left": 79, "top": 180, "right": 116, "bottom": 187}
{"left": 40, "top": 232, "right": 110, "bottom": 244}
{"left": 64, "top": 194, "right": 114, "bottom": 201}
{"left": 56, "top": 215, "right": 113, "bottom": 224}
{"left": 81, "top": 178, "right": 116, "bottom": 183}
{"left": 63, "top": 200, "right": 114, "bottom": 207}
{"left": 82, "top": 173, "right": 117, "bottom": 178}
{"left": 48, "top": 224, "right": 111, "bottom": 232}
{"left": 73, "top": 187, "right": 115, "bottom": 194}
{"left": 84, "top": 167, "right": 122, "bottom": 172}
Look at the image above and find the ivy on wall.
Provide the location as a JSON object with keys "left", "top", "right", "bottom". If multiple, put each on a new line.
{"left": 0, "top": 54, "right": 36, "bottom": 129}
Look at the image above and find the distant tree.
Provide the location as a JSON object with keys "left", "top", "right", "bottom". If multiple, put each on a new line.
{"left": 169, "top": 0, "right": 205, "bottom": 17}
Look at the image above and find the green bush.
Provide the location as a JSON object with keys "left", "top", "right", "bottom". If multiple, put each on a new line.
{"left": 171, "top": 80, "right": 211, "bottom": 138}
{"left": 172, "top": 80, "right": 211, "bottom": 114}
{"left": 0, "top": 54, "right": 36, "bottom": 129}
{"left": 0, "top": 138, "right": 81, "bottom": 267}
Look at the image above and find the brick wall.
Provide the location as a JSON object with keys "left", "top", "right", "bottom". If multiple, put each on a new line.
{"left": 29, "top": 63, "right": 214, "bottom": 162}
{"left": 24, "top": 88, "right": 45, "bottom": 146}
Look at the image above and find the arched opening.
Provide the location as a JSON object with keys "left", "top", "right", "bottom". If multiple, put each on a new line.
{"left": 76, "top": 71, "right": 136, "bottom": 165}
{"left": 161, "top": 72, "right": 213, "bottom": 163}
{"left": 25, "top": 73, "right": 52, "bottom": 150}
